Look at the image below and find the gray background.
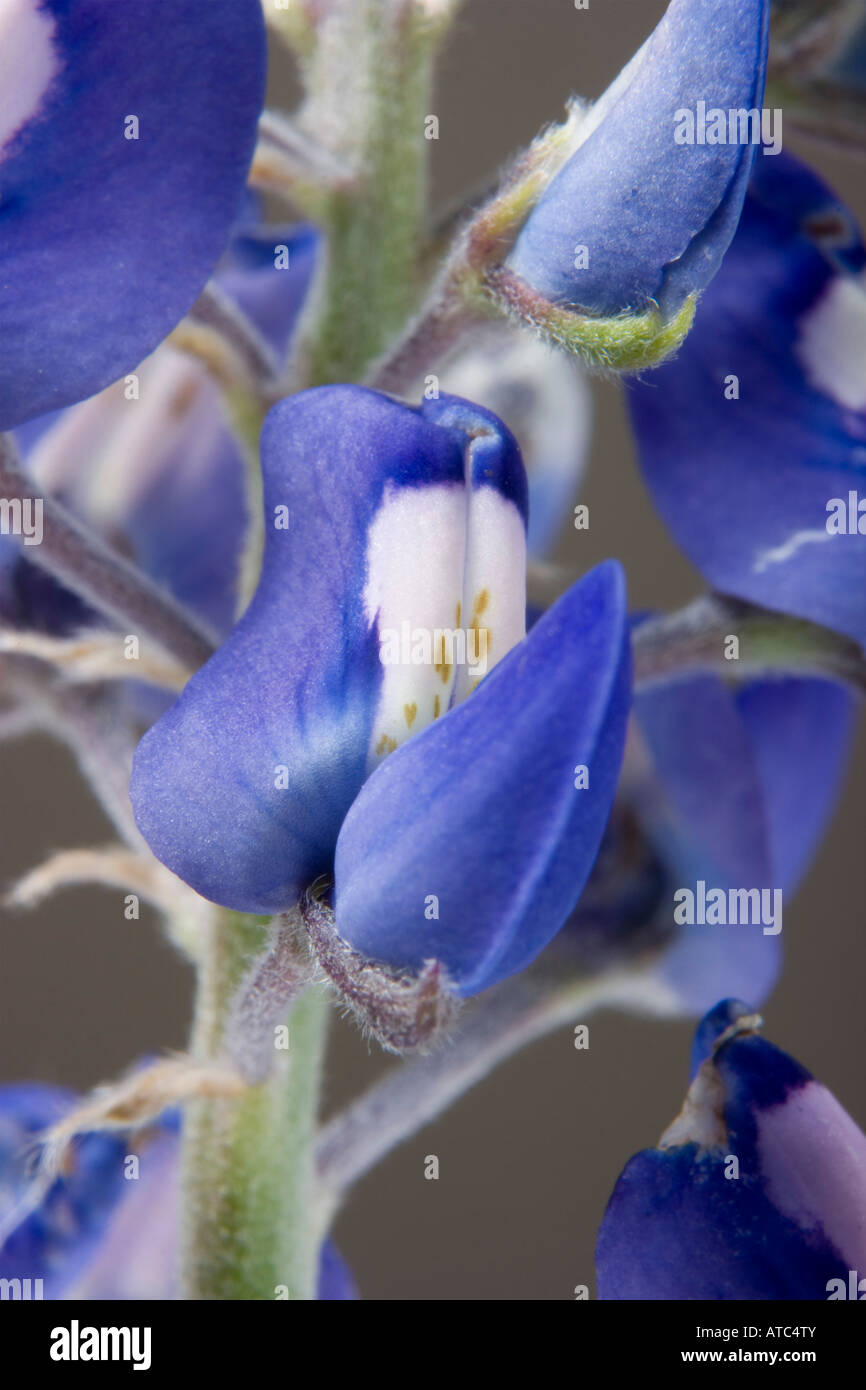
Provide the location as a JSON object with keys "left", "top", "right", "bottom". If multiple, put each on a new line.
{"left": 1, "top": 0, "right": 863, "bottom": 1300}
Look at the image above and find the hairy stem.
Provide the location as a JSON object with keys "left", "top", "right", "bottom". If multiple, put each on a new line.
{"left": 251, "top": 111, "right": 358, "bottom": 212}
{"left": 366, "top": 101, "right": 589, "bottom": 392}
{"left": 366, "top": 275, "right": 486, "bottom": 395}
{"left": 298, "top": 0, "right": 439, "bottom": 384}
{"left": 181, "top": 909, "right": 329, "bottom": 1300}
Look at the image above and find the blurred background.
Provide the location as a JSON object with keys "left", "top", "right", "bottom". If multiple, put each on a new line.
{"left": 1, "top": 0, "right": 864, "bottom": 1299}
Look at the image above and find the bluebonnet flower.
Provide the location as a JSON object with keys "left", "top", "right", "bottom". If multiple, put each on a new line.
{"left": 505, "top": 0, "right": 770, "bottom": 329}
{"left": 549, "top": 667, "right": 855, "bottom": 1017}
{"left": 0, "top": 0, "right": 266, "bottom": 430}
{"left": 628, "top": 152, "right": 866, "bottom": 646}
{"left": 1, "top": 223, "right": 318, "bottom": 644}
{"left": 595, "top": 999, "right": 866, "bottom": 1299}
{"left": 0, "top": 1083, "right": 355, "bottom": 1300}
{"left": 131, "top": 386, "right": 631, "bottom": 996}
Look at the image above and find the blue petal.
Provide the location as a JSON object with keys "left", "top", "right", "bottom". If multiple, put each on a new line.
{"left": 635, "top": 675, "right": 772, "bottom": 886}
{"left": 0, "top": 1083, "right": 129, "bottom": 1298}
{"left": 62, "top": 1128, "right": 180, "bottom": 1300}
{"left": 689, "top": 996, "right": 754, "bottom": 1075}
{"left": 0, "top": 0, "right": 266, "bottom": 428}
{"left": 131, "top": 387, "right": 525, "bottom": 914}
{"left": 735, "top": 677, "right": 856, "bottom": 894}
{"left": 333, "top": 561, "right": 631, "bottom": 996}
{"left": 629, "top": 674, "right": 780, "bottom": 1013}
{"left": 596, "top": 1003, "right": 866, "bottom": 1299}
{"left": 217, "top": 223, "right": 320, "bottom": 361}
{"left": 635, "top": 670, "right": 853, "bottom": 1014}
{"left": 638, "top": 672, "right": 854, "bottom": 898}
{"left": 316, "top": 1241, "right": 359, "bottom": 1300}
{"left": 506, "top": 0, "right": 769, "bottom": 316}
{"left": 596, "top": 1143, "right": 843, "bottom": 1299}
{"left": 628, "top": 151, "right": 866, "bottom": 646}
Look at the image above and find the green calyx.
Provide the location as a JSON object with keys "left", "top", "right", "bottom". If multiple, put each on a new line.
{"left": 485, "top": 267, "right": 698, "bottom": 373}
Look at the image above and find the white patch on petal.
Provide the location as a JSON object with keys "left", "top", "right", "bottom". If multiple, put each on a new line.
{"left": 452, "top": 487, "right": 526, "bottom": 703}
{"left": 0, "top": 0, "right": 59, "bottom": 155}
{"left": 796, "top": 276, "right": 866, "bottom": 412}
{"left": 364, "top": 474, "right": 527, "bottom": 766}
{"left": 757, "top": 1081, "right": 866, "bottom": 1271}
{"left": 753, "top": 528, "right": 833, "bottom": 573}
{"left": 363, "top": 483, "right": 467, "bottom": 767}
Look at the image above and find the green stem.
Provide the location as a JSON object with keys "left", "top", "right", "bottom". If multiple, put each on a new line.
{"left": 299, "top": 0, "right": 439, "bottom": 384}
{"left": 180, "top": 911, "right": 328, "bottom": 1300}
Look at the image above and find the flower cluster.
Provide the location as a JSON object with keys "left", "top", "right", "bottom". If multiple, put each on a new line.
{"left": 0, "top": 0, "right": 863, "bottom": 1303}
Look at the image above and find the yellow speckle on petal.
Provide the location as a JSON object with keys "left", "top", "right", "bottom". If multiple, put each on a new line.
{"left": 433, "top": 631, "right": 453, "bottom": 684}
{"left": 469, "top": 589, "right": 491, "bottom": 664}
{"left": 404, "top": 702, "right": 417, "bottom": 728}
{"left": 433, "top": 694, "right": 441, "bottom": 719}
{"left": 375, "top": 732, "right": 398, "bottom": 757}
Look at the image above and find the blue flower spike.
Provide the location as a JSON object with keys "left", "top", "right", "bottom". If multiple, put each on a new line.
{"left": 0, "top": 0, "right": 266, "bottom": 429}
{"left": 498, "top": 0, "right": 771, "bottom": 370}
{"left": 131, "top": 386, "right": 631, "bottom": 1020}
{"left": 629, "top": 151, "right": 866, "bottom": 647}
{"left": 596, "top": 1001, "right": 866, "bottom": 1300}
